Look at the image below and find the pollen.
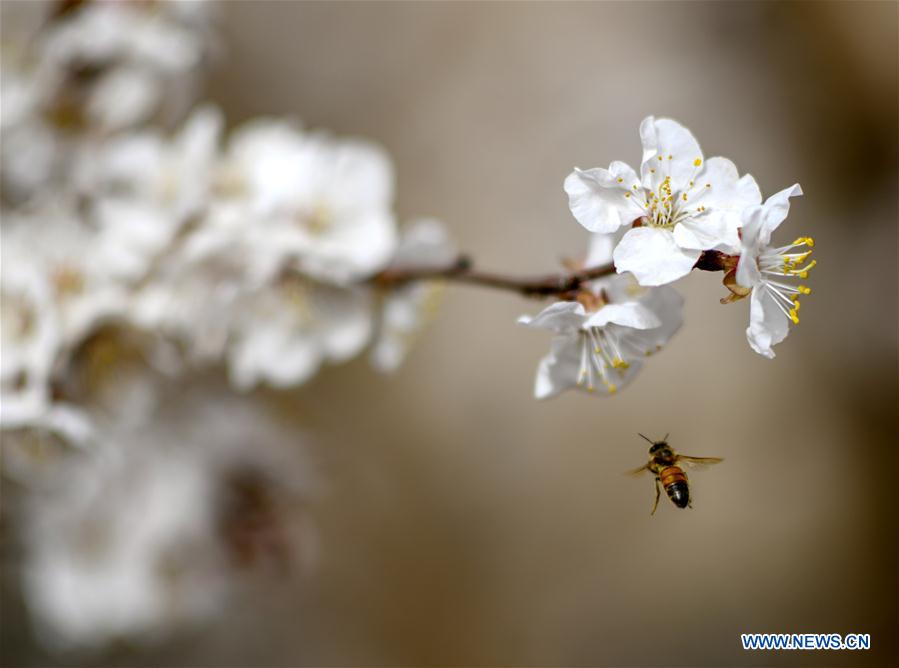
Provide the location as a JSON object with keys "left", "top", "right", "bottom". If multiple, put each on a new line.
{"left": 693, "top": 158, "right": 702, "bottom": 167}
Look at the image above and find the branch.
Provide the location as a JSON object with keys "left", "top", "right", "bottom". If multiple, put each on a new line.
{"left": 372, "top": 255, "right": 617, "bottom": 298}
{"left": 371, "top": 249, "right": 734, "bottom": 299}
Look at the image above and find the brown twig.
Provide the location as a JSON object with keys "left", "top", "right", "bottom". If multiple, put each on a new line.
{"left": 373, "top": 254, "right": 618, "bottom": 298}
{"left": 372, "top": 249, "right": 732, "bottom": 299}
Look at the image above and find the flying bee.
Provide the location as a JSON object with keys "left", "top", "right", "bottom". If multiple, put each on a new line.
{"left": 628, "top": 434, "right": 723, "bottom": 514}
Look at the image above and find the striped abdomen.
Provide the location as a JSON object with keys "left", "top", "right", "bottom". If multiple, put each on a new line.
{"left": 659, "top": 465, "right": 690, "bottom": 508}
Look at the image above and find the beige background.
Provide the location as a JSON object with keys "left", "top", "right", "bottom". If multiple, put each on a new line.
{"left": 5, "top": 1, "right": 898, "bottom": 666}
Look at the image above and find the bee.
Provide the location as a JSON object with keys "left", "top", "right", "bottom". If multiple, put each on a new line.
{"left": 628, "top": 434, "right": 723, "bottom": 514}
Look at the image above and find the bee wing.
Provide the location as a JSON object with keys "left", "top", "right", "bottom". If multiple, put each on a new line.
{"left": 625, "top": 463, "right": 651, "bottom": 476}
{"left": 677, "top": 455, "right": 724, "bottom": 469}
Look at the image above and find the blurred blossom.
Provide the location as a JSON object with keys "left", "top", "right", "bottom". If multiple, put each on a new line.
{"left": 227, "top": 276, "right": 374, "bottom": 390}
{"left": 371, "top": 218, "right": 456, "bottom": 372}
{"left": 75, "top": 105, "right": 223, "bottom": 226}
{"left": 1, "top": 200, "right": 132, "bottom": 348}
{"left": 0, "top": 249, "right": 60, "bottom": 427}
{"left": 22, "top": 387, "right": 318, "bottom": 651}
{"left": 219, "top": 119, "right": 398, "bottom": 283}
{"left": 36, "top": 0, "right": 214, "bottom": 131}
{"left": 0, "top": 1, "right": 215, "bottom": 203}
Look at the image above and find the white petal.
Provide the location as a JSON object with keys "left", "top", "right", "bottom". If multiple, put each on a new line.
{"left": 564, "top": 164, "right": 643, "bottom": 233}
{"left": 628, "top": 286, "right": 685, "bottom": 350}
{"left": 584, "top": 302, "right": 661, "bottom": 330}
{"left": 746, "top": 286, "right": 790, "bottom": 359}
{"left": 759, "top": 183, "right": 803, "bottom": 242}
{"left": 639, "top": 117, "right": 704, "bottom": 192}
{"left": 87, "top": 67, "right": 158, "bottom": 131}
{"left": 292, "top": 210, "right": 399, "bottom": 283}
{"left": 613, "top": 227, "right": 700, "bottom": 286}
{"left": 392, "top": 218, "right": 456, "bottom": 267}
{"left": 687, "top": 157, "right": 761, "bottom": 212}
{"left": 314, "top": 287, "right": 374, "bottom": 361}
{"left": 534, "top": 334, "right": 581, "bottom": 399}
{"left": 518, "top": 301, "right": 587, "bottom": 332}
{"left": 735, "top": 227, "right": 762, "bottom": 288}
{"left": 672, "top": 210, "right": 740, "bottom": 252}
{"left": 584, "top": 232, "right": 619, "bottom": 268}
{"left": 229, "top": 329, "right": 321, "bottom": 390}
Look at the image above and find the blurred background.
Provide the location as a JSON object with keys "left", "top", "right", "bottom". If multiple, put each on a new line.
{"left": 2, "top": 1, "right": 897, "bottom": 666}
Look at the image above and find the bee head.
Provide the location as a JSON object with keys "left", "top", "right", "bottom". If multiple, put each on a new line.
{"left": 648, "top": 441, "right": 668, "bottom": 454}
{"left": 640, "top": 433, "right": 670, "bottom": 455}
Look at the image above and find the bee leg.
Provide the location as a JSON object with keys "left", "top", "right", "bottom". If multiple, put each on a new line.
{"left": 651, "top": 478, "right": 661, "bottom": 515}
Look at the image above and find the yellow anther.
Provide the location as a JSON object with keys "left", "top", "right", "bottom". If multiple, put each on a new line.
{"left": 806, "top": 237, "right": 815, "bottom": 247}
{"left": 607, "top": 384, "right": 617, "bottom": 394}
{"left": 612, "top": 358, "right": 629, "bottom": 369}
{"left": 617, "top": 177, "right": 623, "bottom": 183}
{"left": 798, "top": 285, "right": 811, "bottom": 294}
{"left": 693, "top": 158, "right": 702, "bottom": 167}
{"left": 705, "top": 183, "right": 711, "bottom": 188}
{"left": 658, "top": 155, "right": 663, "bottom": 161}
{"left": 682, "top": 193, "right": 688, "bottom": 201}
{"left": 789, "top": 310, "right": 799, "bottom": 325}
{"left": 667, "top": 154, "right": 673, "bottom": 160}
{"left": 650, "top": 168, "right": 656, "bottom": 174}
{"left": 587, "top": 385, "right": 595, "bottom": 393}
{"left": 792, "top": 300, "right": 801, "bottom": 311}
{"left": 625, "top": 192, "right": 631, "bottom": 198}
{"left": 594, "top": 347, "right": 601, "bottom": 354}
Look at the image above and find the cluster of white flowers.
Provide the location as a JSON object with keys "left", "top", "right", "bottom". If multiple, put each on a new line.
{"left": 1, "top": 0, "right": 450, "bottom": 650}
{"left": 1, "top": 2, "right": 453, "bottom": 445}
{"left": 520, "top": 116, "right": 814, "bottom": 397}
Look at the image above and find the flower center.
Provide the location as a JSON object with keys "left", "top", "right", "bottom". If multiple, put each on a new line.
{"left": 631, "top": 157, "right": 708, "bottom": 229}
{"left": 758, "top": 236, "right": 816, "bottom": 324}
{"left": 302, "top": 202, "right": 333, "bottom": 236}
{"left": 1, "top": 292, "right": 37, "bottom": 344}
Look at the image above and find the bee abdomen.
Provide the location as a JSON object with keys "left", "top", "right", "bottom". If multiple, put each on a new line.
{"left": 659, "top": 466, "right": 690, "bottom": 509}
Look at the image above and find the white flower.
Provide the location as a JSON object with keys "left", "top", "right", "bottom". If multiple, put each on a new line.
{"left": 519, "top": 232, "right": 683, "bottom": 399}
{"left": 371, "top": 219, "right": 456, "bottom": 372}
{"left": 129, "top": 202, "right": 276, "bottom": 363}
{"left": 565, "top": 116, "right": 761, "bottom": 286}
{"left": 227, "top": 276, "right": 374, "bottom": 390}
{"left": 38, "top": 1, "right": 213, "bottom": 131}
{"left": 219, "top": 119, "right": 398, "bottom": 283}
{"left": 77, "top": 105, "right": 223, "bottom": 224}
{"left": 21, "top": 387, "right": 318, "bottom": 650}
{"left": 734, "top": 184, "right": 811, "bottom": 358}
{"left": 1, "top": 202, "right": 135, "bottom": 348}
